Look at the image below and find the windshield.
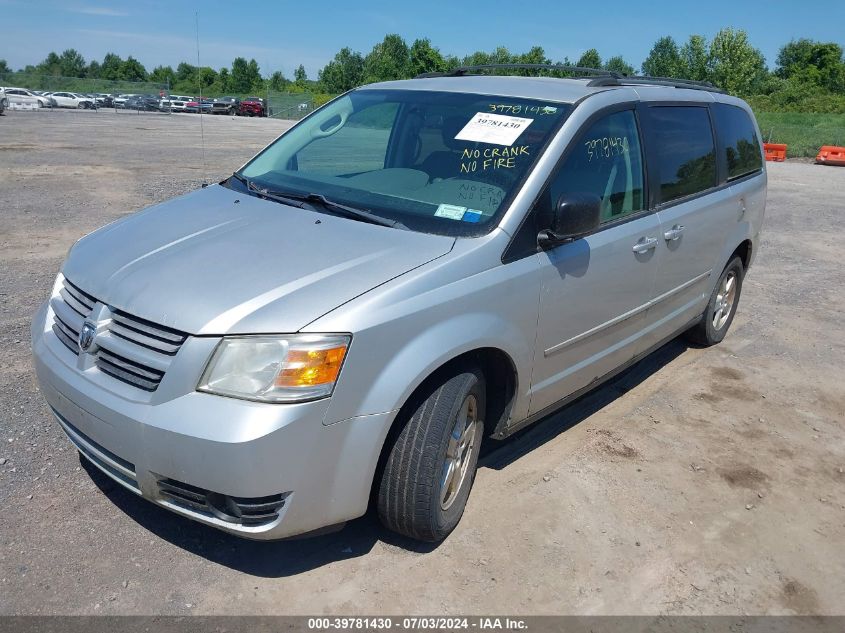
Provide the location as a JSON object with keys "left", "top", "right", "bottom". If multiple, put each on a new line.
{"left": 237, "top": 89, "right": 570, "bottom": 236}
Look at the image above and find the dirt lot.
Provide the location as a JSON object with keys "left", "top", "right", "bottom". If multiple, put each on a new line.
{"left": 0, "top": 109, "right": 843, "bottom": 616}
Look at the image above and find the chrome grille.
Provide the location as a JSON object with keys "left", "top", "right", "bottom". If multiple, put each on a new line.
{"left": 51, "top": 278, "right": 94, "bottom": 354}
{"left": 50, "top": 277, "right": 187, "bottom": 392}
{"left": 96, "top": 347, "right": 165, "bottom": 392}
{"left": 109, "top": 309, "right": 186, "bottom": 356}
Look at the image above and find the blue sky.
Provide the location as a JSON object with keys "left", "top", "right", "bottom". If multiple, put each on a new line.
{"left": 2, "top": 0, "right": 844, "bottom": 78}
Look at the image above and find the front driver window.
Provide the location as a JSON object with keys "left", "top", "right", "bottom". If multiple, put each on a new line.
{"left": 548, "top": 110, "right": 645, "bottom": 224}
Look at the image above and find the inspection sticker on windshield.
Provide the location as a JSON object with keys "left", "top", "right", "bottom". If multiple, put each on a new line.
{"left": 434, "top": 204, "right": 467, "bottom": 220}
{"left": 462, "top": 209, "right": 483, "bottom": 223}
{"left": 455, "top": 112, "right": 534, "bottom": 146}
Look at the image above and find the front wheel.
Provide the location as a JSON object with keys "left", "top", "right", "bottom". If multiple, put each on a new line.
{"left": 686, "top": 256, "right": 744, "bottom": 346}
{"left": 378, "top": 366, "right": 485, "bottom": 542}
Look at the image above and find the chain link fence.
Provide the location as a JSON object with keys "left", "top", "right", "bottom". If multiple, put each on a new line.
{"left": 0, "top": 72, "right": 169, "bottom": 96}
{"left": 266, "top": 91, "right": 316, "bottom": 120}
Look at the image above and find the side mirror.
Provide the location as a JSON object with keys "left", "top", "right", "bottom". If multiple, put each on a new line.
{"left": 538, "top": 192, "right": 602, "bottom": 248}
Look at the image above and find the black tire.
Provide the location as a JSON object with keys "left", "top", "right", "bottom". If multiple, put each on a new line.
{"left": 378, "top": 366, "right": 486, "bottom": 542}
{"left": 686, "top": 256, "right": 744, "bottom": 346}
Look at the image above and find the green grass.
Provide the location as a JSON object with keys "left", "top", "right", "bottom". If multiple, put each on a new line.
{"left": 754, "top": 111, "right": 845, "bottom": 158}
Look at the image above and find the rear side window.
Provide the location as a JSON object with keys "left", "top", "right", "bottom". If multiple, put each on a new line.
{"left": 713, "top": 103, "right": 762, "bottom": 180}
{"left": 648, "top": 106, "right": 716, "bottom": 204}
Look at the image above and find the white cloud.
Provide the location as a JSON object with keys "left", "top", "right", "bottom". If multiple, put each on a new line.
{"left": 69, "top": 6, "right": 130, "bottom": 17}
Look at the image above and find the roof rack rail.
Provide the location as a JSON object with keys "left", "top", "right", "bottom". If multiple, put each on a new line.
{"left": 586, "top": 75, "right": 723, "bottom": 93}
{"left": 415, "top": 64, "right": 621, "bottom": 79}
{"left": 414, "top": 63, "right": 723, "bottom": 93}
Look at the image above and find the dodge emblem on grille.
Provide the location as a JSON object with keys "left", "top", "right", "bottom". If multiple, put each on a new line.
{"left": 78, "top": 321, "right": 96, "bottom": 353}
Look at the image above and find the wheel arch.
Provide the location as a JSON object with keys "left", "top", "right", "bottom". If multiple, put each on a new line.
{"left": 366, "top": 345, "right": 519, "bottom": 509}
{"left": 713, "top": 219, "right": 755, "bottom": 291}
{"left": 731, "top": 238, "right": 753, "bottom": 271}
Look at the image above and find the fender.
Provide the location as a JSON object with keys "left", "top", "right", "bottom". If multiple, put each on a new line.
{"left": 314, "top": 313, "right": 529, "bottom": 526}
{"left": 310, "top": 309, "right": 532, "bottom": 527}
{"left": 307, "top": 231, "right": 542, "bottom": 425}
{"left": 322, "top": 309, "right": 532, "bottom": 426}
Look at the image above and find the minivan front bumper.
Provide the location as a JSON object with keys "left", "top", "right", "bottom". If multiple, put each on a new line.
{"left": 31, "top": 301, "right": 394, "bottom": 540}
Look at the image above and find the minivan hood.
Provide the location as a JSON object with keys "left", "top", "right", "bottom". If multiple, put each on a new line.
{"left": 62, "top": 185, "right": 454, "bottom": 334}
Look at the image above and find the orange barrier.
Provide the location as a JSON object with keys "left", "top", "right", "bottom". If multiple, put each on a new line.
{"left": 815, "top": 145, "right": 845, "bottom": 166}
{"left": 764, "top": 143, "right": 787, "bottom": 162}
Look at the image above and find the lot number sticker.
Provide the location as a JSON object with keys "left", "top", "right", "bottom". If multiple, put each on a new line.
{"left": 455, "top": 112, "right": 534, "bottom": 146}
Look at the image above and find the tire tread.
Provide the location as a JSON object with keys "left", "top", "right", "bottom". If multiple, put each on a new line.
{"left": 378, "top": 368, "right": 483, "bottom": 541}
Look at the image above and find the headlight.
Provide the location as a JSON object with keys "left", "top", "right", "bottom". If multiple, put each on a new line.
{"left": 197, "top": 334, "right": 350, "bottom": 403}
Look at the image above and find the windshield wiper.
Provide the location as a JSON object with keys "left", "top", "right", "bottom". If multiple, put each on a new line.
{"left": 231, "top": 172, "right": 310, "bottom": 209}
{"left": 299, "top": 192, "right": 407, "bottom": 229}
{"left": 230, "top": 173, "right": 405, "bottom": 230}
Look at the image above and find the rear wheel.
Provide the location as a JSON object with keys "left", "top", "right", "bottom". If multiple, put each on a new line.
{"left": 378, "top": 366, "right": 485, "bottom": 542}
{"left": 686, "top": 256, "right": 744, "bottom": 346}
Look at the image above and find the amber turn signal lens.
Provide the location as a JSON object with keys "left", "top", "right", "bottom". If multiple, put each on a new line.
{"left": 275, "top": 346, "right": 347, "bottom": 387}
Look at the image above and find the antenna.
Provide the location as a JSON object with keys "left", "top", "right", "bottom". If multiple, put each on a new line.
{"left": 195, "top": 11, "right": 208, "bottom": 183}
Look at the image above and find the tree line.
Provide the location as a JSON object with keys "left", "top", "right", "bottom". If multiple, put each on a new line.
{"left": 316, "top": 30, "right": 844, "bottom": 112}
{"left": 2, "top": 29, "right": 843, "bottom": 112}
{"left": 0, "top": 51, "right": 308, "bottom": 96}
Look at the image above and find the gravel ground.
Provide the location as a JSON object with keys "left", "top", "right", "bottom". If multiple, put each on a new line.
{"left": 0, "top": 109, "right": 843, "bottom": 615}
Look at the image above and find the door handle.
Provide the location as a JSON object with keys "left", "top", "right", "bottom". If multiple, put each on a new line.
{"left": 663, "top": 224, "right": 685, "bottom": 241}
{"left": 632, "top": 237, "right": 658, "bottom": 254}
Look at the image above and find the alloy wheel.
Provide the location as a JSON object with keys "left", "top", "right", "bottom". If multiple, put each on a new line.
{"left": 440, "top": 394, "right": 480, "bottom": 510}
{"left": 712, "top": 271, "right": 737, "bottom": 330}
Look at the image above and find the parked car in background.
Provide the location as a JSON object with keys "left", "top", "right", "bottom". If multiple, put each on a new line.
{"left": 31, "top": 69, "right": 766, "bottom": 543}
{"left": 2, "top": 87, "right": 44, "bottom": 108}
{"left": 239, "top": 96, "right": 265, "bottom": 117}
{"left": 32, "top": 91, "right": 59, "bottom": 106}
{"left": 84, "top": 93, "right": 107, "bottom": 106}
{"left": 211, "top": 96, "right": 240, "bottom": 115}
{"left": 124, "top": 95, "right": 162, "bottom": 112}
{"left": 34, "top": 91, "right": 56, "bottom": 107}
{"left": 49, "top": 92, "right": 95, "bottom": 109}
{"left": 184, "top": 98, "right": 213, "bottom": 114}
{"left": 113, "top": 94, "right": 135, "bottom": 109}
{"left": 168, "top": 96, "right": 193, "bottom": 112}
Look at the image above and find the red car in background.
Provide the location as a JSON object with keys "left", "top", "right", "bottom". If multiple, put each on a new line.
{"left": 184, "top": 99, "right": 213, "bottom": 114}
{"left": 239, "top": 96, "right": 266, "bottom": 117}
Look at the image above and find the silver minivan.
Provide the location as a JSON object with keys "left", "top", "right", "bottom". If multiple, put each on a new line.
{"left": 32, "top": 67, "right": 766, "bottom": 542}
